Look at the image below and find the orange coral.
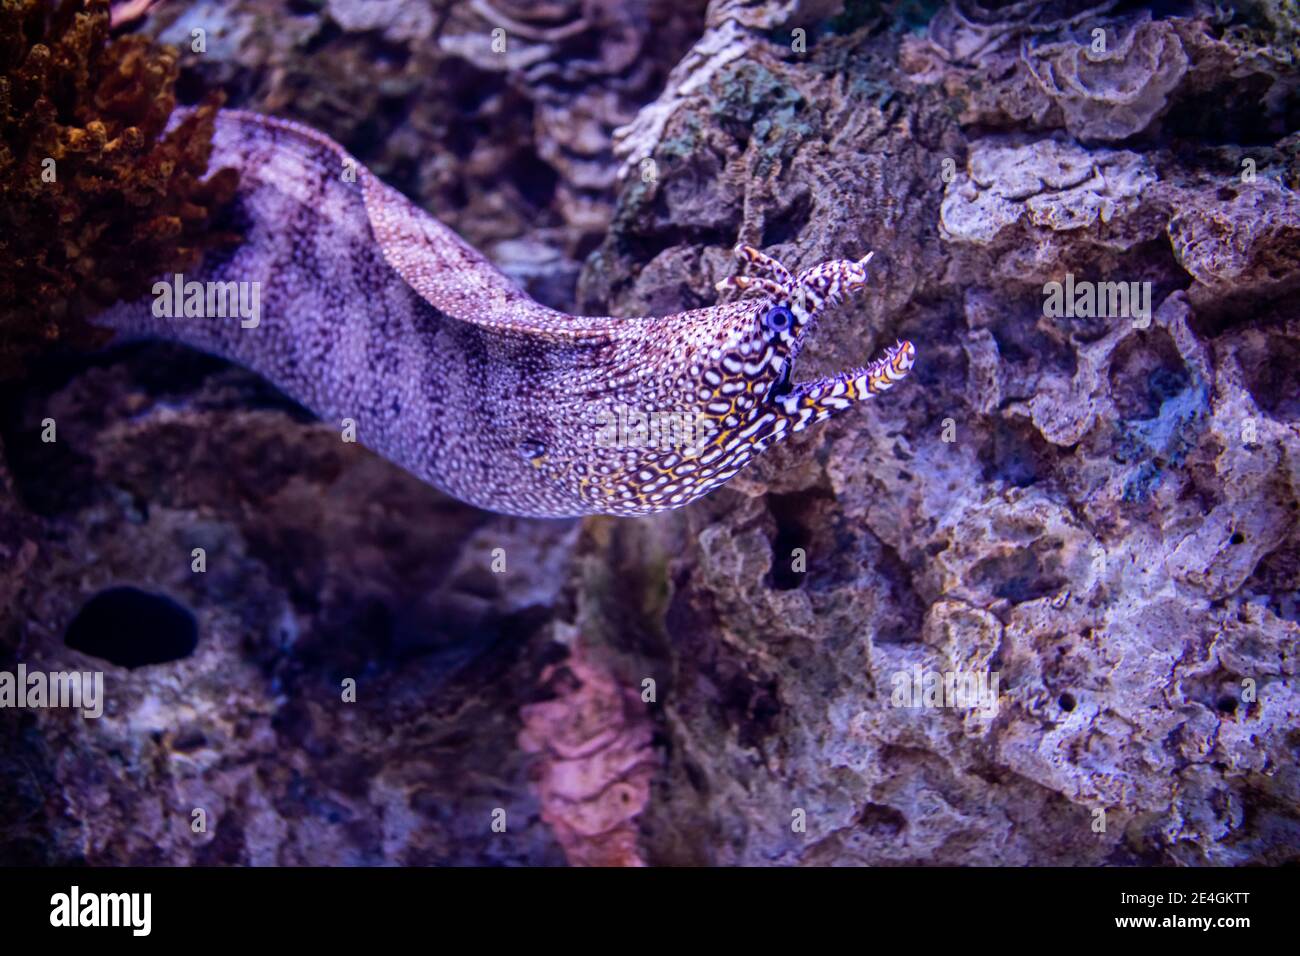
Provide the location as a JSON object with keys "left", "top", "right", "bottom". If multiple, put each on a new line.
{"left": 519, "top": 646, "right": 660, "bottom": 866}
{"left": 0, "top": 0, "right": 236, "bottom": 379}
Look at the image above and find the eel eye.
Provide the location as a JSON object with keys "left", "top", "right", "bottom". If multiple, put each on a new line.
{"left": 763, "top": 305, "right": 794, "bottom": 334}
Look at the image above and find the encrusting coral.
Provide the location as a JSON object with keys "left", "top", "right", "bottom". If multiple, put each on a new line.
{"left": 0, "top": 0, "right": 235, "bottom": 380}
{"left": 518, "top": 638, "right": 660, "bottom": 866}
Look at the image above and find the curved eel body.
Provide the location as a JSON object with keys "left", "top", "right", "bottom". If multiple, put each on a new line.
{"left": 96, "top": 110, "right": 915, "bottom": 518}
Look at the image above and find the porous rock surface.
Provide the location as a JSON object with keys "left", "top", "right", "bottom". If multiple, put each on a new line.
{"left": 1, "top": 0, "right": 1298, "bottom": 865}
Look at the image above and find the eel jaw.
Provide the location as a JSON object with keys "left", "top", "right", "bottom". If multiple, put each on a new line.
{"left": 757, "top": 251, "right": 879, "bottom": 400}
{"left": 776, "top": 339, "right": 916, "bottom": 431}
{"left": 718, "top": 245, "right": 916, "bottom": 426}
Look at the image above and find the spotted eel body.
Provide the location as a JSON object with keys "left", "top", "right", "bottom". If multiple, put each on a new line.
{"left": 96, "top": 110, "right": 915, "bottom": 518}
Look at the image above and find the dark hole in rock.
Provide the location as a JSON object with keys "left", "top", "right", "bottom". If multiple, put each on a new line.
{"left": 513, "top": 149, "right": 560, "bottom": 211}
{"left": 761, "top": 191, "right": 812, "bottom": 247}
{"left": 1114, "top": 0, "right": 1201, "bottom": 19}
{"left": 1217, "top": 695, "right": 1238, "bottom": 715}
{"left": 768, "top": 492, "right": 814, "bottom": 591}
{"left": 684, "top": 760, "right": 708, "bottom": 795}
{"left": 872, "top": 541, "right": 927, "bottom": 645}
{"left": 971, "top": 547, "right": 1067, "bottom": 605}
{"left": 1108, "top": 329, "right": 1189, "bottom": 421}
{"left": 979, "top": 419, "right": 1046, "bottom": 488}
{"left": 1158, "top": 73, "right": 1290, "bottom": 146}
{"left": 171, "top": 727, "right": 208, "bottom": 752}
{"left": 1239, "top": 333, "right": 1300, "bottom": 421}
{"left": 1242, "top": 537, "right": 1300, "bottom": 623}
{"left": 856, "top": 802, "right": 906, "bottom": 838}
{"left": 991, "top": 311, "right": 1076, "bottom": 375}
{"left": 1059, "top": 692, "right": 1076, "bottom": 712}
{"left": 65, "top": 587, "right": 198, "bottom": 668}
{"left": 1230, "top": 532, "right": 1245, "bottom": 545}
{"left": 297, "top": 15, "right": 341, "bottom": 56}
{"left": 1149, "top": 366, "right": 1189, "bottom": 405}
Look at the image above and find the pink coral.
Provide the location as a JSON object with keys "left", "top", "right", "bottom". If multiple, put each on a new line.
{"left": 518, "top": 646, "right": 659, "bottom": 866}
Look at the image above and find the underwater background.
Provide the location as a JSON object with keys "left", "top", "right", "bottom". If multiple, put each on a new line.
{"left": 1, "top": 0, "right": 1298, "bottom": 865}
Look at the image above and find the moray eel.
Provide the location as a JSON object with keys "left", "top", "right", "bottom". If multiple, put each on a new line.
{"left": 97, "top": 110, "right": 915, "bottom": 518}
